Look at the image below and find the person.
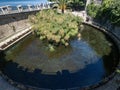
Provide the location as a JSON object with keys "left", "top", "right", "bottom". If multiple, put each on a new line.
{"left": 86, "top": 17, "right": 89, "bottom": 22}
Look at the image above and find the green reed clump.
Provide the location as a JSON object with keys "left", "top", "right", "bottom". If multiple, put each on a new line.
{"left": 29, "top": 10, "right": 83, "bottom": 51}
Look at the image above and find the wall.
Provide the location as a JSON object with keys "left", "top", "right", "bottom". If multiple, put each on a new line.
{"left": 0, "top": 11, "right": 38, "bottom": 41}
{"left": 92, "top": 19, "right": 120, "bottom": 40}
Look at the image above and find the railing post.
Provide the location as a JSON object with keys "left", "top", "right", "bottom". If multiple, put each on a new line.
{"left": 17, "top": 5, "right": 23, "bottom": 12}
{"left": 40, "top": 3, "right": 43, "bottom": 10}
{"left": 34, "top": 5, "right": 39, "bottom": 10}
{"left": 48, "top": 3, "right": 50, "bottom": 8}
{"left": 28, "top": 5, "right": 32, "bottom": 11}
{"left": 6, "top": 5, "right": 12, "bottom": 13}
{"left": 45, "top": 3, "right": 49, "bottom": 9}
{"left": 1, "top": 8, "right": 5, "bottom": 14}
{"left": 0, "top": 6, "right": 10, "bottom": 14}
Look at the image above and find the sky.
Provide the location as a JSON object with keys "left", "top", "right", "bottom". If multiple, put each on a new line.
{"left": 0, "top": 0, "right": 48, "bottom": 6}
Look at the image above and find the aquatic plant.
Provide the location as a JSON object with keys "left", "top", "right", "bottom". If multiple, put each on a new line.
{"left": 29, "top": 10, "right": 83, "bottom": 50}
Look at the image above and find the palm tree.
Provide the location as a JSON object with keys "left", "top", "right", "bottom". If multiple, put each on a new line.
{"left": 58, "top": 0, "right": 67, "bottom": 13}
{"left": 48, "top": 0, "right": 70, "bottom": 13}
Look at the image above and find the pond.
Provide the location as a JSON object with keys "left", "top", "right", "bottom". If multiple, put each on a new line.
{"left": 0, "top": 24, "right": 119, "bottom": 90}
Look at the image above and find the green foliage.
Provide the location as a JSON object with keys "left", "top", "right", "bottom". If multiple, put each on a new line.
{"left": 116, "top": 69, "right": 120, "bottom": 73}
{"left": 48, "top": 0, "right": 86, "bottom": 12}
{"left": 87, "top": 3, "right": 100, "bottom": 18}
{"left": 48, "top": 0, "right": 69, "bottom": 13}
{"left": 29, "top": 10, "right": 82, "bottom": 50}
{"left": 48, "top": 44, "right": 55, "bottom": 52}
{"left": 99, "top": 0, "right": 115, "bottom": 22}
{"left": 110, "top": 0, "right": 120, "bottom": 25}
{"left": 87, "top": 0, "right": 120, "bottom": 26}
{"left": 68, "top": 0, "right": 85, "bottom": 11}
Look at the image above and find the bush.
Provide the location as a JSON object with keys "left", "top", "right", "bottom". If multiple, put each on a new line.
{"left": 87, "top": 0, "right": 120, "bottom": 26}
{"left": 29, "top": 10, "right": 83, "bottom": 50}
{"left": 87, "top": 3, "right": 100, "bottom": 18}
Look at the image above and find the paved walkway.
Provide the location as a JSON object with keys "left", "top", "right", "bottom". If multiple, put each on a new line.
{"left": 72, "top": 10, "right": 87, "bottom": 22}
{"left": 72, "top": 10, "right": 92, "bottom": 24}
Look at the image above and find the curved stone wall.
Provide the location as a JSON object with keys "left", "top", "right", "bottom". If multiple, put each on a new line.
{"left": 83, "top": 22, "right": 120, "bottom": 90}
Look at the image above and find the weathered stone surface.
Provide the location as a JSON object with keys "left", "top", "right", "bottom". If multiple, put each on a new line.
{"left": 0, "top": 11, "right": 37, "bottom": 41}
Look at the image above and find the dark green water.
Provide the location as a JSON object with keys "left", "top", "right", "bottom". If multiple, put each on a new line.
{"left": 0, "top": 25, "right": 119, "bottom": 89}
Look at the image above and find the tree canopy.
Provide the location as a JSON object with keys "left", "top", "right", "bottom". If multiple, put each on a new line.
{"left": 68, "top": 0, "right": 85, "bottom": 11}
{"left": 48, "top": 0, "right": 69, "bottom": 13}
{"left": 48, "top": 0, "right": 86, "bottom": 11}
{"left": 87, "top": 0, "right": 120, "bottom": 26}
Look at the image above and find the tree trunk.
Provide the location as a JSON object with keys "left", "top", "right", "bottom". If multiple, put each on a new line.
{"left": 62, "top": 8, "right": 64, "bottom": 14}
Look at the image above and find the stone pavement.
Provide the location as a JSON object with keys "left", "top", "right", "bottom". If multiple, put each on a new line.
{"left": 72, "top": 10, "right": 87, "bottom": 22}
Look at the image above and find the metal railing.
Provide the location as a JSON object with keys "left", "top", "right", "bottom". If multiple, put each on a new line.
{"left": 0, "top": 3, "right": 50, "bottom": 15}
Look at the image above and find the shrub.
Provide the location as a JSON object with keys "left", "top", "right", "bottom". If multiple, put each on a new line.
{"left": 29, "top": 10, "right": 83, "bottom": 50}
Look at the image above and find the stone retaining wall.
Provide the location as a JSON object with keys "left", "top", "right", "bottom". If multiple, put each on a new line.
{"left": 0, "top": 11, "right": 38, "bottom": 41}
{"left": 92, "top": 19, "right": 120, "bottom": 40}
{"left": 88, "top": 18, "right": 120, "bottom": 90}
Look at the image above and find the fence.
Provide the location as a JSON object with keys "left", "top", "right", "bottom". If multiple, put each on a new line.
{"left": 0, "top": 3, "right": 50, "bottom": 15}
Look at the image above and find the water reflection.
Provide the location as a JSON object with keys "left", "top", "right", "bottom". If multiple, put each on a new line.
{"left": 5, "top": 37, "right": 102, "bottom": 73}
